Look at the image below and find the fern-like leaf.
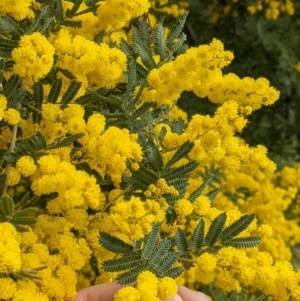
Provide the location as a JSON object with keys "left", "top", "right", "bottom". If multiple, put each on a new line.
{"left": 32, "top": 82, "right": 43, "bottom": 123}
{"left": 148, "top": 238, "right": 172, "bottom": 266}
{"left": 189, "top": 174, "right": 214, "bottom": 202}
{"left": 139, "top": 19, "right": 151, "bottom": 50}
{"left": 156, "top": 251, "right": 179, "bottom": 276}
{"left": 102, "top": 255, "right": 142, "bottom": 272}
{"left": 117, "top": 265, "right": 148, "bottom": 285}
{"left": 164, "top": 266, "right": 184, "bottom": 279}
{"left": 190, "top": 219, "right": 204, "bottom": 251}
{"left": 54, "top": 0, "right": 64, "bottom": 21}
{"left": 154, "top": 20, "right": 166, "bottom": 60}
{"left": 205, "top": 212, "right": 227, "bottom": 246}
{"left": 166, "top": 11, "right": 188, "bottom": 45}
{"left": 122, "top": 58, "right": 136, "bottom": 102}
{"left": 48, "top": 78, "right": 62, "bottom": 103}
{"left": 164, "top": 141, "right": 194, "bottom": 168}
{"left": 93, "top": 30, "right": 105, "bottom": 44}
{"left": 46, "top": 133, "right": 84, "bottom": 150}
{"left": 206, "top": 186, "right": 224, "bottom": 202}
{"left": 221, "top": 213, "right": 256, "bottom": 242}
{"left": 99, "top": 232, "right": 133, "bottom": 254}
{"left": 141, "top": 223, "right": 160, "bottom": 259}
{"left": 120, "top": 38, "right": 134, "bottom": 57}
{"left": 0, "top": 16, "right": 24, "bottom": 36}
{"left": 3, "top": 74, "right": 20, "bottom": 99}
{"left": 0, "top": 48, "right": 12, "bottom": 58}
{"left": 60, "top": 81, "right": 81, "bottom": 107}
{"left": 221, "top": 236, "right": 261, "bottom": 249}
{"left": 0, "top": 37, "right": 19, "bottom": 48}
{"left": 146, "top": 140, "right": 163, "bottom": 172}
{"left": 65, "top": 0, "right": 82, "bottom": 17}
{"left": 175, "top": 229, "right": 188, "bottom": 255}
{"left": 162, "top": 161, "right": 199, "bottom": 181}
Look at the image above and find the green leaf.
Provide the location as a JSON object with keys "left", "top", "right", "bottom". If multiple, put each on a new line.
{"left": 103, "top": 255, "right": 142, "bottom": 272}
{"left": 60, "top": 20, "right": 82, "bottom": 28}
{"left": 32, "top": 82, "right": 43, "bottom": 124}
{"left": 9, "top": 88, "right": 27, "bottom": 108}
{"left": 156, "top": 251, "right": 179, "bottom": 276}
{"left": 189, "top": 174, "right": 214, "bottom": 202}
{"left": 0, "top": 48, "right": 12, "bottom": 58}
{"left": 60, "top": 81, "right": 82, "bottom": 107}
{"left": 0, "top": 16, "right": 24, "bottom": 37}
{"left": 164, "top": 266, "right": 184, "bottom": 279}
{"left": 146, "top": 140, "right": 163, "bottom": 172}
{"left": 206, "top": 186, "right": 224, "bottom": 202}
{"left": 221, "top": 214, "right": 256, "bottom": 242}
{"left": 13, "top": 224, "right": 29, "bottom": 232}
{"left": 164, "top": 141, "right": 194, "bottom": 168}
{"left": 166, "top": 11, "right": 188, "bottom": 45}
{"left": 205, "top": 212, "right": 227, "bottom": 246}
{"left": 221, "top": 236, "right": 261, "bottom": 249}
{"left": 190, "top": 219, "right": 204, "bottom": 251}
{"left": 139, "top": 19, "right": 152, "bottom": 50}
{"left": 154, "top": 20, "right": 166, "bottom": 60}
{"left": 141, "top": 223, "right": 160, "bottom": 259}
{"left": 3, "top": 74, "right": 20, "bottom": 99}
{"left": 54, "top": 0, "right": 64, "bottom": 21}
{"left": 13, "top": 207, "right": 39, "bottom": 218}
{"left": 117, "top": 265, "right": 148, "bottom": 285}
{"left": 0, "top": 195, "right": 14, "bottom": 216}
{"left": 0, "top": 174, "right": 7, "bottom": 187}
{"left": 120, "top": 38, "right": 134, "bottom": 57}
{"left": 66, "top": 0, "right": 82, "bottom": 17}
{"left": 48, "top": 78, "right": 62, "bottom": 103}
{"left": 0, "top": 37, "right": 19, "bottom": 48}
{"left": 175, "top": 229, "right": 188, "bottom": 255}
{"left": 122, "top": 58, "right": 136, "bottom": 102}
{"left": 10, "top": 216, "right": 37, "bottom": 225}
{"left": 172, "top": 33, "right": 187, "bottom": 54}
{"left": 46, "top": 133, "right": 84, "bottom": 150}
{"left": 162, "top": 161, "right": 199, "bottom": 181}
{"left": 158, "top": 126, "right": 167, "bottom": 146}
{"left": 99, "top": 232, "right": 133, "bottom": 254}
{"left": 3, "top": 152, "right": 18, "bottom": 163}
{"left": 93, "top": 30, "right": 105, "bottom": 44}
{"left": 129, "top": 164, "right": 158, "bottom": 185}
{"left": 149, "top": 238, "right": 172, "bottom": 266}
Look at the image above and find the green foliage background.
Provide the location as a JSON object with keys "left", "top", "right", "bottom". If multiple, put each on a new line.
{"left": 178, "top": 0, "right": 300, "bottom": 169}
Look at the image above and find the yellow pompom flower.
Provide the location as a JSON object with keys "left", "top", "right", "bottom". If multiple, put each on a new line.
{"left": 157, "top": 277, "right": 178, "bottom": 299}
{"left": 0, "top": 95, "right": 7, "bottom": 118}
{"left": 114, "top": 287, "right": 140, "bottom": 301}
{"left": 0, "top": 277, "right": 17, "bottom": 300}
{"left": 0, "top": 0, "right": 36, "bottom": 20}
{"left": 12, "top": 32, "right": 55, "bottom": 83}
{"left": 16, "top": 156, "right": 36, "bottom": 177}
{"left": 3, "top": 108, "right": 21, "bottom": 125}
{"left": 7, "top": 167, "right": 21, "bottom": 186}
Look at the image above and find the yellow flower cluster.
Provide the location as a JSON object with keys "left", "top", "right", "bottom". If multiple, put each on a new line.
{"left": 53, "top": 29, "right": 127, "bottom": 89}
{"left": 31, "top": 154, "right": 106, "bottom": 213}
{"left": 247, "top": 0, "right": 295, "bottom": 19}
{"left": 0, "top": 0, "right": 36, "bottom": 20}
{"left": 0, "top": 95, "right": 21, "bottom": 125}
{"left": 99, "top": 196, "right": 165, "bottom": 241}
{"left": 151, "top": 0, "right": 188, "bottom": 18}
{"left": 97, "top": 0, "right": 151, "bottom": 32}
{"left": 12, "top": 32, "right": 55, "bottom": 84}
{"left": 0, "top": 222, "right": 21, "bottom": 272}
{"left": 143, "top": 38, "right": 234, "bottom": 107}
{"left": 114, "top": 271, "right": 177, "bottom": 301}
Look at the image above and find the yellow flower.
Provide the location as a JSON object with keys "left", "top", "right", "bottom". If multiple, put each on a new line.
{"left": 3, "top": 108, "right": 21, "bottom": 125}
{"left": 158, "top": 277, "right": 178, "bottom": 299}
{"left": 114, "top": 287, "right": 140, "bottom": 301}
{"left": 0, "top": 277, "right": 17, "bottom": 300}
{"left": 16, "top": 156, "right": 36, "bottom": 177}
{"left": 12, "top": 32, "right": 54, "bottom": 83}
{"left": 7, "top": 167, "right": 21, "bottom": 186}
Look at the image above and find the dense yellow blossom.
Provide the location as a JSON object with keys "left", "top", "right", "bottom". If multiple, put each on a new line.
{"left": 12, "top": 32, "right": 55, "bottom": 84}
{"left": 16, "top": 156, "right": 36, "bottom": 177}
{"left": 0, "top": 0, "right": 36, "bottom": 20}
